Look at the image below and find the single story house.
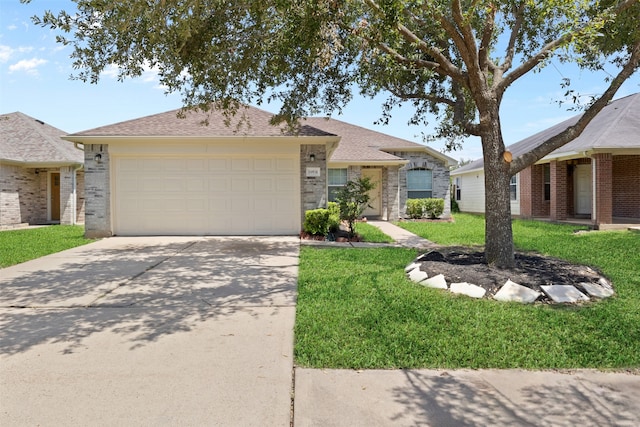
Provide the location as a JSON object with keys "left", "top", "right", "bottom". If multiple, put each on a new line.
{"left": 64, "top": 106, "right": 456, "bottom": 237}
{"left": 451, "top": 92, "right": 640, "bottom": 229}
{"left": 0, "top": 112, "right": 84, "bottom": 229}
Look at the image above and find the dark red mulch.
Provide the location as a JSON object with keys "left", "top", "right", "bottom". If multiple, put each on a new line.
{"left": 414, "top": 246, "right": 611, "bottom": 302}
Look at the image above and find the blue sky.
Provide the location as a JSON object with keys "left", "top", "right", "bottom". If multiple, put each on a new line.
{"left": 1, "top": 0, "right": 638, "bottom": 163}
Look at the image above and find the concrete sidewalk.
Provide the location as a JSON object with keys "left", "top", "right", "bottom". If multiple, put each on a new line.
{"left": 294, "top": 368, "right": 640, "bottom": 426}
{"left": 1, "top": 236, "right": 298, "bottom": 426}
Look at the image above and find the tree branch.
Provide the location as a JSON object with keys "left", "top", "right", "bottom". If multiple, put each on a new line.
{"left": 499, "top": 0, "right": 639, "bottom": 94}
{"left": 509, "top": 38, "right": 640, "bottom": 174}
{"left": 478, "top": 3, "right": 498, "bottom": 73}
{"left": 501, "top": 2, "right": 526, "bottom": 73}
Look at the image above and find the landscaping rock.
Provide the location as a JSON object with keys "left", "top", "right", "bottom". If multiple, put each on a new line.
{"left": 541, "top": 285, "right": 589, "bottom": 303}
{"left": 494, "top": 279, "right": 541, "bottom": 303}
{"left": 408, "top": 268, "right": 428, "bottom": 283}
{"left": 421, "top": 274, "right": 448, "bottom": 289}
{"left": 450, "top": 282, "right": 486, "bottom": 298}
{"left": 580, "top": 282, "right": 615, "bottom": 298}
{"left": 404, "top": 262, "right": 420, "bottom": 273}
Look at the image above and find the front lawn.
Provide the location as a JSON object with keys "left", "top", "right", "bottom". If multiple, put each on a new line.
{"left": 295, "top": 214, "right": 640, "bottom": 369}
{"left": 0, "top": 225, "right": 94, "bottom": 268}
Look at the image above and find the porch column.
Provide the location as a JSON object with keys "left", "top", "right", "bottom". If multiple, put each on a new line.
{"left": 549, "top": 160, "right": 567, "bottom": 221}
{"left": 59, "top": 166, "right": 75, "bottom": 225}
{"left": 519, "top": 166, "right": 533, "bottom": 219}
{"left": 84, "top": 144, "right": 112, "bottom": 238}
{"left": 592, "top": 153, "right": 613, "bottom": 228}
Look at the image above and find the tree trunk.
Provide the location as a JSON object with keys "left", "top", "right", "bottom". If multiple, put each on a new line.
{"left": 481, "top": 101, "right": 515, "bottom": 268}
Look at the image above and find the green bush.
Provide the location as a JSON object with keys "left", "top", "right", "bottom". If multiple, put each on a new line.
{"left": 424, "top": 198, "right": 445, "bottom": 219}
{"left": 451, "top": 198, "right": 460, "bottom": 213}
{"left": 327, "top": 202, "right": 341, "bottom": 232}
{"left": 406, "top": 199, "right": 424, "bottom": 219}
{"left": 303, "top": 209, "right": 330, "bottom": 235}
{"left": 405, "top": 198, "right": 445, "bottom": 219}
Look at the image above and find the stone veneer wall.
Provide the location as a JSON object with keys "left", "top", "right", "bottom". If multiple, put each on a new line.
{"left": 84, "top": 144, "right": 112, "bottom": 237}
{"left": 388, "top": 151, "right": 452, "bottom": 219}
{"left": 300, "top": 144, "right": 328, "bottom": 226}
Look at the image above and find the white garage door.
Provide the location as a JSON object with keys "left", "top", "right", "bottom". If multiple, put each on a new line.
{"left": 113, "top": 155, "right": 300, "bottom": 235}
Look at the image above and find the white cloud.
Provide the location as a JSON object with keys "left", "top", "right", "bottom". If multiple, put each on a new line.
{"left": 101, "top": 64, "right": 119, "bottom": 79}
{"left": 0, "top": 45, "right": 13, "bottom": 62}
{"left": 0, "top": 45, "right": 36, "bottom": 63}
{"left": 9, "top": 57, "right": 48, "bottom": 75}
{"left": 8, "top": 24, "right": 18, "bottom": 31}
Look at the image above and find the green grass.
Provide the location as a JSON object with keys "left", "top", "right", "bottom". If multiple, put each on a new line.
{"left": 0, "top": 225, "right": 94, "bottom": 268}
{"left": 295, "top": 214, "right": 640, "bottom": 369}
{"left": 355, "top": 222, "right": 394, "bottom": 243}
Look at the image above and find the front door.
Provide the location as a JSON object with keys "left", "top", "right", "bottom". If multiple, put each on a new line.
{"left": 50, "top": 172, "right": 60, "bottom": 221}
{"left": 362, "top": 168, "right": 382, "bottom": 218}
{"left": 574, "top": 164, "right": 592, "bottom": 216}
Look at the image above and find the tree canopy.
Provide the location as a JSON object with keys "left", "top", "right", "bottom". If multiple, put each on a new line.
{"left": 28, "top": 0, "right": 640, "bottom": 267}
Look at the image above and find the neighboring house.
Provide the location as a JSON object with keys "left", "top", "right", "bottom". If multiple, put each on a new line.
{"left": 451, "top": 92, "right": 640, "bottom": 229}
{"left": 0, "top": 112, "right": 84, "bottom": 229}
{"left": 64, "top": 106, "right": 456, "bottom": 237}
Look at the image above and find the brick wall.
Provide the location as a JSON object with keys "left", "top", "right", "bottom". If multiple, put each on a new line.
{"left": 84, "top": 144, "right": 112, "bottom": 238}
{"left": 76, "top": 169, "right": 85, "bottom": 223}
{"left": 612, "top": 155, "right": 640, "bottom": 219}
{"left": 593, "top": 153, "right": 613, "bottom": 226}
{"left": 0, "top": 165, "right": 48, "bottom": 226}
{"left": 519, "top": 167, "right": 532, "bottom": 218}
{"left": 300, "top": 144, "right": 327, "bottom": 224}
{"left": 530, "top": 164, "right": 549, "bottom": 217}
{"left": 550, "top": 160, "right": 567, "bottom": 220}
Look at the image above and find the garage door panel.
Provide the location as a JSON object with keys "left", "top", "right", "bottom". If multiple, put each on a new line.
{"left": 113, "top": 154, "right": 299, "bottom": 235}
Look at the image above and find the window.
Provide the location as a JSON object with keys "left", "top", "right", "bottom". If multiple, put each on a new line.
{"left": 455, "top": 177, "right": 461, "bottom": 201}
{"left": 407, "top": 168, "right": 433, "bottom": 199}
{"left": 328, "top": 168, "right": 347, "bottom": 202}
{"left": 543, "top": 164, "right": 551, "bottom": 201}
{"left": 510, "top": 175, "right": 518, "bottom": 201}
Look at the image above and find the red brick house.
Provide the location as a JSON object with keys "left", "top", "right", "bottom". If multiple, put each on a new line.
{"left": 451, "top": 93, "right": 640, "bottom": 229}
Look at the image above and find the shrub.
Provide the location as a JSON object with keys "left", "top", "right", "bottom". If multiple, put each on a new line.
{"left": 406, "top": 199, "right": 424, "bottom": 219}
{"left": 303, "top": 209, "right": 330, "bottom": 235}
{"left": 405, "top": 198, "right": 445, "bottom": 219}
{"left": 451, "top": 198, "right": 460, "bottom": 213}
{"left": 424, "top": 198, "right": 445, "bottom": 219}
{"left": 327, "top": 202, "right": 341, "bottom": 232}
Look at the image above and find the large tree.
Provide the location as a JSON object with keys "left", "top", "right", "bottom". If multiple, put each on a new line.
{"left": 29, "top": 0, "right": 640, "bottom": 267}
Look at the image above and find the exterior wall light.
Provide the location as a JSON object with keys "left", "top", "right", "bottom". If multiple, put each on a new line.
{"left": 94, "top": 153, "right": 103, "bottom": 163}
{"left": 309, "top": 154, "right": 316, "bottom": 162}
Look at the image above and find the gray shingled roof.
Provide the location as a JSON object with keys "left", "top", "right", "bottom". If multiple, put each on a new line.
{"left": 303, "top": 116, "right": 456, "bottom": 164}
{"left": 69, "top": 105, "right": 334, "bottom": 138}
{"left": 0, "top": 112, "right": 83, "bottom": 165}
{"left": 453, "top": 92, "right": 640, "bottom": 174}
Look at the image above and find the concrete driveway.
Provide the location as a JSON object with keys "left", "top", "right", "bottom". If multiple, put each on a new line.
{"left": 0, "top": 236, "right": 298, "bottom": 426}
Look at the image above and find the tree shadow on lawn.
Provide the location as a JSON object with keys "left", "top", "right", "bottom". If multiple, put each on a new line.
{"left": 0, "top": 237, "right": 299, "bottom": 355}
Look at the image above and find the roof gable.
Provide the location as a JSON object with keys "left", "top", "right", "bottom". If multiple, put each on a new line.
{"left": 0, "top": 112, "right": 83, "bottom": 165}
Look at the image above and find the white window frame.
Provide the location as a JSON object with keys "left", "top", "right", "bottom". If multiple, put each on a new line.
{"left": 328, "top": 168, "right": 348, "bottom": 202}
{"left": 455, "top": 177, "right": 461, "bottom": 201}
{"left": 407, "top": 168, "right": 433, "bottom": 199}
{"left": 510, "top": 174, "right": 518, "bottom": 201}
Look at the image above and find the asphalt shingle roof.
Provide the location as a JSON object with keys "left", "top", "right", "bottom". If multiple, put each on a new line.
{"left": 68, "top": 104, "right": 455, "bottom": 164}
{"left": 69, "top": 105, "right": 334, "bottom": 138}
{"left": 0, "top": 112, "right": 83, "bottom": 164}
{"left": 303, "top": 116, "right": 456, "bottom": 164}
{"left": 453, "top": 92, "right": 640, "bottom": 174}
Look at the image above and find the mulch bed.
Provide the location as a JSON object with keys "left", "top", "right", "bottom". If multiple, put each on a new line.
{"left": 415, "top": 246, "right": 610, "bottom": 300}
